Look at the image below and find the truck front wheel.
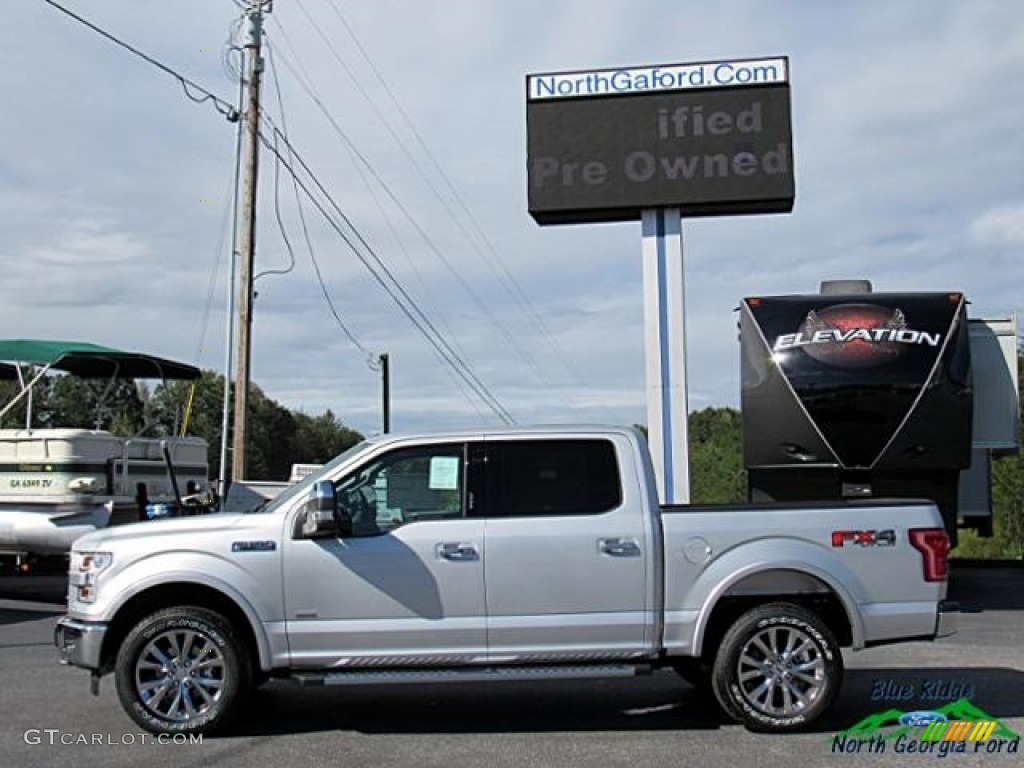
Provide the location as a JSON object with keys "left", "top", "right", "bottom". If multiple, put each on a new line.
{"left": 114, "top": 606, "right": 247, "bottom": 735}
{"left": 711, "top": 602, "right": 843, "bottom": 732}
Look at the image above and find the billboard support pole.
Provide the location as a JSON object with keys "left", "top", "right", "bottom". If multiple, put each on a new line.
{"left": 642, "top": 207, "right": 690, "bottom": 505}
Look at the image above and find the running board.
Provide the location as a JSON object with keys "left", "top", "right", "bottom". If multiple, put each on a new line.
{"left": 291, "top": 663, "right": 652, "bottom": 688}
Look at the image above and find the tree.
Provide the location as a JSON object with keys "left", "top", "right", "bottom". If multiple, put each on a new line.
{"left": 0, "top": 374, "right": 144, "bottom": 432}
{"left": 0, "top": 368, "right": 363, "bottom": 483}
{"left": 148, "top": 372, "right": 363, "bottom": 482}
{"left": 0, "top": 379, "right": 32, "bottom": 429}
{"left": 291, "top": 409, "right": 363, "bottom": 465}
{"left": 246, "top": 385, "right": 299, "bottom": 481}
{"left": 147, "top": 371, "right": 227, "bottom": 469}
{"left": 961, "top": 349, "right": 1024, "bottom": 558}
{"left": 635, "top": 408, "right": 747, "bottom": 504}
{"left": 688, "top": 407, "right": 746, "bottom": 504}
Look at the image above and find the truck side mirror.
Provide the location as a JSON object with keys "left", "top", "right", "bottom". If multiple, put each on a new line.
{"left": 296, "top": 480, "right": 350, "bottom": 539}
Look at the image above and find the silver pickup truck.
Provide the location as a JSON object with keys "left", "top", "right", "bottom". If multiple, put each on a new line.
{"left": 55, "top": 426, "right": 956, "bottom": 735}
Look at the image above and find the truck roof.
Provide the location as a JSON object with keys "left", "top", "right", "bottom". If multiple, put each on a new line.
{"left": 359, "top": 424, "right": 642, "bottom": 446}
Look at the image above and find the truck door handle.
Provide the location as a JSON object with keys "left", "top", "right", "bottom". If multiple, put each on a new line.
{"left": 598, "top": 537, "right": 641, "bottom": 557}
{"left": 436, "top": 542, "right": 479, "bottom": 562}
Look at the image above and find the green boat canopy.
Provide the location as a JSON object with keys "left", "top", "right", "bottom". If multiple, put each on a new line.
{"left": 0, "top": 340, "right": 200, "bottom": 381}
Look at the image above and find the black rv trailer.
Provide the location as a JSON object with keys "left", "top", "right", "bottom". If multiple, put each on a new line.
{"left": 740, "top": 283, "right": 972, "bottom": 540}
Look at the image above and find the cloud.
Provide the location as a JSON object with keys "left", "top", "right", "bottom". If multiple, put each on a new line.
{"left": 2, "top": 0, "right": 1022, "bottom": 439}
{"left": 970, "top": 203, "right": 1024, "bottom": 249}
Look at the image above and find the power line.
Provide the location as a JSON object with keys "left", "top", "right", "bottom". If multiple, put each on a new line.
{"left": 193, "top": 160, "right": 239, "bottom": 366}
{"left": 260, "top": 124, "right": 513, "bottom": 424}
{"left": 324, "top": 1, "right": 593, "bottom": 377}
{"left": 261, "top": 38, "right": 516, "bottom": 422}
{"left": 222, "top": 14, "right": 245, "bottom": 83}
{"left": 254, "top": 126, "right": 298, "bottom": 282}
{"left": 266, "top": 33, "right": 474, "bottom": 371}
{"left": 262, "top": 121, "right": 515, "bottom": 424}
{"left": 44, "top": 0, "right": 512, "bottom": 423}
{"left": 264, "top": 27, "right": 499, "bottom": 421}
{"left": 253, "top": 44, "right": 297, "bottom": 282}
{"left": 261, "top": 44, "right": 378, "bottom": 370}
{"left": 285, "top": 2, "right": 601, "bottom": 416}
{"left": 264, "top": 22, "right": 565, "bottom": 413}
{"left": 41, "top": 0, "right": 239, "bottom": 122}
{"left": 257, "top": 120, "right": 515, "bottom": 425}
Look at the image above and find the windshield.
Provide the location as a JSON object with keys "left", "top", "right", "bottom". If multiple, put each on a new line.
{"left": 242, "top": 440, "right": 374, "bottom": 514}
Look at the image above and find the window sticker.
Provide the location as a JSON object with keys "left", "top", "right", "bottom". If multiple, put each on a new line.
{"left": 429, "top": 456, "right": 459, "bottom": 490}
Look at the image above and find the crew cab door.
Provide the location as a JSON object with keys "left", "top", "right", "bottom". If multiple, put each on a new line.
{"left": 282, "top": 441, "right": 486, "bottom": 667}
{"left": 478, "top": 436, "right": 653, "bottom": 661}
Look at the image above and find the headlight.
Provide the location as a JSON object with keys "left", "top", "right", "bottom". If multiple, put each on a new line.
{"left": 69, "top": 551, "right": 112, "bottom": 603}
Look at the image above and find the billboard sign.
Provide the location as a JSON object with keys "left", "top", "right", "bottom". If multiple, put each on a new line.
{"left": 527, "top": 56, "right": 794, "bottom": 225}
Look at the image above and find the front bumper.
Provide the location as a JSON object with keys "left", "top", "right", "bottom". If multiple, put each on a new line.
{"left": 936, "top": 600, "right": 959, "bottom": 639}
{"left": 54, "top": 616, "right": 107, "bottom": 670}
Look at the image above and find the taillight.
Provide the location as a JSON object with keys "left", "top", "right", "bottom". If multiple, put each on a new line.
{"left": 909, "top": 528, "right": 950, "bottom": 582}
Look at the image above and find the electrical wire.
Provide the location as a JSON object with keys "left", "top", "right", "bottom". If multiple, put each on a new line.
{"left": 193, "top": 162, "right": 239, "bottom": 365}
{"left": 266, "top": 35, "right": 476, "bottom": 373}
{"left": 261, "top": 120, "right": 514, "bottom": 424}
{"left": 181, "top": 169, "right": 235, "bottom": 439}
{"left": 281, "top": 3, "right": 591, "bottom": 414}
{"left": 253, "top": 127, "right": 298, "bottom": 281}
{"left": 257, "top": 120, "right": 515, "bottom": 425}
{"left": 222, "top": 14, "right": 245, "bottom": 83}
{"left": 41, "top": 0, "right": 239, "bottom": 122}
{"left": 44, "top": 0, "right": 512, "bottom": 424}
{"left": 263, "top": 29, "right": 561, "bottom": 412}
{"left": 260, "top": 43, "right": 378, "bottom": 372}
{"left": 248, "top": 31, "right": 296, "bottom": 283}
{"left": 327, "top": 0, "right": 606, "bottom": 418}
{"left": 261, "top": 35, "right": 504, "bottom": 418}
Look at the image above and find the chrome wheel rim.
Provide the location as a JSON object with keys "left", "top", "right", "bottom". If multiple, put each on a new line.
{"left": 735, "top": 624, "right": 826, "bottom": 717}
{"left": 135, "top": 629, "right": 226, "bottom": 722}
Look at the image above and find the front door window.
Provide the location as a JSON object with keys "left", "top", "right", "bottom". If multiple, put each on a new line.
{"left": 336, "top": 445, "right": 466, "bottom": 536}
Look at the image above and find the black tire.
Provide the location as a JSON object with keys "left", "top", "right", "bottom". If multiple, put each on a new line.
{"left": 711, "top": 602, "right": 843, "bottom": 732}
{"left": 115, "top": 606, "right": 248, "bottom": 735}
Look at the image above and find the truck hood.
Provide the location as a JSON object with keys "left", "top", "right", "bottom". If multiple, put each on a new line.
{"left": 72, "top": 513, "right": 251, "bottom": 551}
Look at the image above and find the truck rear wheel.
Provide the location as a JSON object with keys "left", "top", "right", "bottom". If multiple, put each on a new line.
{"left": 114, "top": 606, "right": 247, "bottom": 735}
{"left": 711, "top": 602, "right": 842, "bottom": 732}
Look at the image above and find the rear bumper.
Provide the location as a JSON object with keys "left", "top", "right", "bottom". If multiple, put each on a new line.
{"left": 54, "top": 616, "right": 107, "bottom": 670}
{"left": 936, "top": 600, "right": 959, "bottom": 639}
{"left": 862, "top": 598, "right": 959, "bottom": 647}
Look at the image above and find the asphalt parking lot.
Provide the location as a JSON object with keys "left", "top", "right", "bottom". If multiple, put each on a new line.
{"left": 0, "top": 565, "right": 1021, "bottom": 768}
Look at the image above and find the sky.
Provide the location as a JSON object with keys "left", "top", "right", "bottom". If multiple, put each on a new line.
{"left": 2, "top": 0, "right": 1022, "bottom": 438}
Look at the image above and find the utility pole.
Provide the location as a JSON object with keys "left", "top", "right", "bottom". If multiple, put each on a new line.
{"left": 379, "top": 353, "right": 391, "bottom": 433}
{"left": 231, "top": 1, "right": 266, "bottom": 482}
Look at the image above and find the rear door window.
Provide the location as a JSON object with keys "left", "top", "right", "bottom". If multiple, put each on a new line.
{"left": 483, "top": 439, "right": 621, "bottom": 517}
